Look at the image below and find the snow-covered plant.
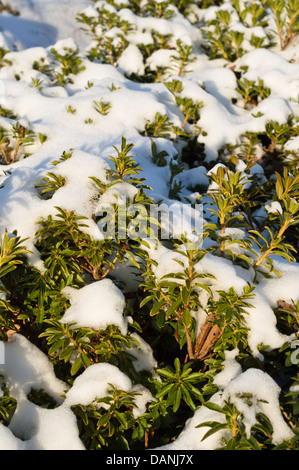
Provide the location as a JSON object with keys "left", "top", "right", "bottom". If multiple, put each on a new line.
{"left": 165, "top": 78, "right": 203, "bottom": 128}
{"left": 35, "top": 172, "right": 66, "bottom": 199}
{"left": 1, "top": 0, "right": 299, "bottom": 453}
{"left": 33, "top": 40, "right": 85, "bottom": 86}
{"left": 251, "top": 167, "right": 299, "bottom": 278}
{"left": 48, "top": 44, "right": 86, "bottom": 85}
{"left": 264, "top": 0, "right": 299, "bottom": 50}
{"left": 144, "top": 0, "right": 175, "bottom": 19}
{"left": 236, "top": 77, "right": 271, "bottom": 109}
{"left": 170, "top": 39, "right": 196, "bottom": 76}
{"left": 201, "top": 0, "right": 276, "bottom": 61}
{"left": 140, "top": 243, "right": 214, "bottom": 359}
{"left": 205, "top": 166, "right": 255, "bottom": 260}
{"left": 71, "top": 383, "right": 141, "bottom": 449}
{"left": 202, "top": 9, "right": 246, "bottom": 61}
{"left": 196, "top": 398, "right": 273, "bottom": 450}
{"left": 0, "top": 47, "right": 9, "bottom": 68}
{"left": 93, "top": 136, "right": 150, "bottom": 190}
{"left": 150, "top": 139, "right": 169, "bottom": 167}
{"left": 76, "top": 4, "right": 131, "bottom": 65}
{"left": 93, "top": 99, "right": 112, "bottom": 115}
{"left": 0, "top": 122, "right": 36, "bottom": 165}
{"left": 40, "top": 320, "right": 138, "bottom": 377}
{"left": 0, "top": 231, "right": 30, "bottom": 340}
{"left": 144, "top": 112, "right": 173, "bottom": 138}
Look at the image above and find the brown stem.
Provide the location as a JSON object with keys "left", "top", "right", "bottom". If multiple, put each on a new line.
{"left": 0, "top": 141, "right": 9, "bottom": 164}
{"left": 13, "top": 139, "right": 21, "bottom": 163}
{"left": 220, "top": 218, "right": 226, "bottom": 257}
{"left": 181, "top": 115, "right": 188, "bottom": 128}
{"left": 178, "top": 60, "right": 184, "bottom": 76}
{"left": 282, "top": 12, "right": 297, "bottom": 50}
{"left": 274, "top": 12, "right": 284, "bottom": 50}
{"left": 254, "top": 221, "right": 290, "bottom": 268}
{"left": 64, "top": 328, "right": 91, "bottom": 359}
{"left": 184, "top": 325, "right": 194, "bottom": 360}
{"left": 144, "top": 431, "right": 149, "bottom": 449}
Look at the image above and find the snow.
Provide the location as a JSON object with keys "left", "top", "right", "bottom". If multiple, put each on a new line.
{"left": 159, "top": 358, "right": 294, "bottom": 450}
{"left": 212, "top": 349, "right": 242, "bottom": 388}
{"left": 61, "top": 278, "right": 128, "bottom": 334}
{"left": 0, "top": 334, "right": 82, "bottom": 450}
{"left": 128, "top": 332, "right": 158, "bottom": 372}
{"left": 0, "top": 0, "right": 298, "bottom": 451}
{"left": 0, "top": 335, "right": 153, "bottom": 449}
{"left": 0, "top": 334, "right": 66, "bottom": 402}
{"left": 265, "top": 201, "right": 283, "bottom": 214}
{"left": 63, "top": 362, "right": 132, "bottom": 407}
{"left": 238, "top": 49, "right": 299, "bottom": 100}
{"left": 144, "top": 241, "right": 299, "bottom": 359}
{"left": 118, "top": 44, "right": 145, "bottom": 77}
{"left": 285, "top": 136, "right": 299, "bottom": 152}
{"left": 222, "top": 368, "right": 294, "bottom": 445}
{"left": 2, "top": 0, "right": 91, "bottom": 49}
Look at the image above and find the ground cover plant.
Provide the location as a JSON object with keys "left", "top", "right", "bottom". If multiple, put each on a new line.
{"left": 0, "top": 0, "right": 298, "bottom": 450}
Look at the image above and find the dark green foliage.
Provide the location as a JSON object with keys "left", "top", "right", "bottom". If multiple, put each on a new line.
{"left": 2, "top": 128, "right": 299, "bottom": 449}
{"left": 40, "top": 321, "right": 138, "bottom": 378}
{"left": 154, "top": 358, "right": 204, "bottom": 412}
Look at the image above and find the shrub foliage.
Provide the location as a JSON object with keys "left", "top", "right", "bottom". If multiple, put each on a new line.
{"left": 0, "top": 0, "right": 299, "bottom": 451}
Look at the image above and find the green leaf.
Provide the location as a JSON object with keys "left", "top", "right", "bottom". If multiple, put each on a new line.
{"left": 185, "top": 383, "right": 204, "bottom": 402}
{"left": 248, "top": 434, "right": 262, "bottom": 450}
{"left": 197, "top": 422, "right": 227, "bottom": 441}
{"left": 173, "top": 387, "right": 182, "bottom": 412}
{"left": 71, "top": 357, "right": 82, "bottom": 376}
{"left": 181, "top": 286, "right": 190, "bottom": 305}
{"left": 115, "top": 411, "right": 129, "bottom": 429}
{"left": 156, "top": 310, "right": 166, "bottom": 328}
{"left": 201, "top": 402, "right": 227, "bottom": 414}
{"left": 97, "top": 412, "right": 111, "bottom": 428}
{"left": 165, "top": 297, "right": 182, "bottom": 320}
{"left": 182, "top": 307, "right": 192, "bottom": 328}
{"left": 156, "top": 383, "right": 175, "bottom": 400}
{"left": 156, "top": 367, "right": 175, "bottom": 381}
{"left": 150, "top": 299, "right": 165, "bottom": 316}
{"left": 181, "top": 385, "right": 196, "bottom": 411}
{"left": 174, "top": 357, "right": 181, "bottom": 376}
{"left": 48, "top": 339, "right": 65, "bottom": 355}
{"left": 116, "top": 434, "right": 130, "bottom": 450}
{"left": 139, "top": 294, "right": 154, "bottom": 308}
